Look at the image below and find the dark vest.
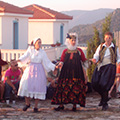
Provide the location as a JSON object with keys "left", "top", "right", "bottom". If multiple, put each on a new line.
{"left": 98, "top": 43, "right": 117, "bottom": 64}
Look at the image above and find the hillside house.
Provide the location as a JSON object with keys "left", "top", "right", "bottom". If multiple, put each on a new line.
{"left": 0, "top": 1, "right": 73, "bottom": 49}
{"left": 24, "top": 4, "right": 73, "bottom": 46}
{"left": 0, "top": 1, "right": 33, "bottom": 49}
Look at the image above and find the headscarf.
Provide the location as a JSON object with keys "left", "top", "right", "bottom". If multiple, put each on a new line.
{"left": 65, "top": 33, "right": 78, "bottom": 50}
{"left": 33, "top": 37, "right": 40, "bottom": 45}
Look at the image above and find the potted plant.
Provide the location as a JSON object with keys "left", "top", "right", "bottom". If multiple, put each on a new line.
{"left": 51, "top": 44, "right": 56, "bottom": 47}
{"left": 56, "top": 41, "right": 61, "bottom": 46}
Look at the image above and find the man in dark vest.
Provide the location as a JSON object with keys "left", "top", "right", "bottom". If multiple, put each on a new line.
{"left": 91, "top": 32, "right": 120, "bottom": 110}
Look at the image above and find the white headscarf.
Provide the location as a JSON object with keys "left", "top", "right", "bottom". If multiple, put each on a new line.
{"left": 65, "top": 33, "right": 78, "bottom": 50}
{"left": 33, "top": 37, "right": 40, "bottom": 45}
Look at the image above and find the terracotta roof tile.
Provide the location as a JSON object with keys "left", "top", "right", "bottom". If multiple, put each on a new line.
{"left": 24, "top": 4, "right": 73, "bottom": 20}
{"left": 0, "top": 1, "right": 33, "bottom": 15}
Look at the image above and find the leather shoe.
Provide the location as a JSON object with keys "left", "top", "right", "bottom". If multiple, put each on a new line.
{"left": 72, "top": 107, "right": 76, "bottom": 112}
{"left": 34, "top": 108, "right": 38, "bottom": 112}
{"left": 23, "top": 104, "right": 30, "bottom": 111}
{"left": 98, "top": 100, "right": 103, "bottom": 106}
{"left": 102, "top": 104, "right": 108, "bottom": 111}
{"left": 54, "top": 106, "right": 64, "bottom": 111}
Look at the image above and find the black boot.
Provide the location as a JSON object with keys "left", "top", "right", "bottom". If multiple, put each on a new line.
{"left": 33, "top": 108, "right": 38, "bottom": 112}
{"left": 72, "top": 104, "right": 76, "bottom": 112}
{"left": 102, "top": 103, "right": 108, "bottom": 111}
{"left": 72, "top": 107, "right": 76, "bottom": 112}
{"left": 98, "top": 94, "right": 103, "bottom": 106}
{"left": 23, "top": 104, "right": 30, "bottom": 111}
{"left": 98, "top": 99, "right": 103, "bottom": 106}
{"left": 102, "top": 91, "right": 109, "bottom": 111}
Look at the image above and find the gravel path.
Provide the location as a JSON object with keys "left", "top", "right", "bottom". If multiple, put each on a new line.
{"left": 0, "top": 92, "right": 120, "bottom": 120}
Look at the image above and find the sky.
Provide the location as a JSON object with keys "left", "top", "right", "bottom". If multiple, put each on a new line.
{"left": 1, "top": 0, "right": 120, "bottom": 12}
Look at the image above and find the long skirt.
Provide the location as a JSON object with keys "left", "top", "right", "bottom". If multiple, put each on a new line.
{"left": 92, "top": 64, "right": 116, "bottom": 94}
{"left": 18, "top": 63, "right": 47, "bottom": 100}
{"left": 51, "top": 77, "right": 86, "bottom": 107}
{"left": 51, "top": 60, "right": 86, "bottom": 106}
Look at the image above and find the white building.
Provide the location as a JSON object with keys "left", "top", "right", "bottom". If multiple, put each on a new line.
{"left": 24, "top": 4, "right": 73, "bottom": 46}
{"left": 0, "top": 1, "right": 33, "bottom": 49}
{"left": 0, "top": 1, "right": 72, "bottom": 49}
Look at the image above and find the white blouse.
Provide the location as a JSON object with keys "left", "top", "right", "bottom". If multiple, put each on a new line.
{"left": 93, "top": 42, "right": 120, "bottom": 64}
{"left": 19, "top": 46, "right": 55, "bottom": 72}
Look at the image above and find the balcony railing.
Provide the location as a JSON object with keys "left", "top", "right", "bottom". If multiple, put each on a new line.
{"left": 1, "top": 45, "right": 87, "bottom": 62}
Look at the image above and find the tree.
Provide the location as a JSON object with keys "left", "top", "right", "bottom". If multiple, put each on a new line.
{"left": 87, "top": 15, "right": 112, "bottom": 82}
{"left": 87, "top": 27, "right": 100, "bottom": 82}
{"left": 101, "top": 14, "right": 111, "bottom": 42}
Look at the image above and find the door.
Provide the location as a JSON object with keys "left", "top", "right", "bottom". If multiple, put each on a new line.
{"left": 13, "top": 21, "right": 18, "bottom": 49}
{"left": 60, "top": 24, "right": 64, "bottom": 44}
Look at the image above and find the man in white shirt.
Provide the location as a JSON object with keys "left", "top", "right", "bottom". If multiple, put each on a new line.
{"left": 91, "top": 32, "right": 120, "bottom": 111}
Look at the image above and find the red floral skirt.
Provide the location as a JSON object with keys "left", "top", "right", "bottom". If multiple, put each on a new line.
{"left": 51, "top": 78, "right": 86, "bottom": 107}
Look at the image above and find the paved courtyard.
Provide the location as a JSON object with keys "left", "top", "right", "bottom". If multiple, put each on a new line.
{"left": 0, "top": 92, "right": 120, "bottom": 120}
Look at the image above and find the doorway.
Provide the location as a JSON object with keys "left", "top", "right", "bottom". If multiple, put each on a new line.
{"left": 13, "top": 21, "right": 18, "bottom": 49}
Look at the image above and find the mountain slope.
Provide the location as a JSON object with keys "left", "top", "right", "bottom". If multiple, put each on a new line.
{"left": 69, "top": 8, "right": 120, "bottom": 43}
{"left": 62, "top": 8, "right": 114, "bottom": 28}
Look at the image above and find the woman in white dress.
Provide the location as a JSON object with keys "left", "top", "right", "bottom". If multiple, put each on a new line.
{"left": 17, "top": 38, "right": 56, "bottom": 112}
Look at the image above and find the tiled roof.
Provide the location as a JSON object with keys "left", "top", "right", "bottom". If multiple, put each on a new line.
{"left": 23, "top": 4, "right": 73, "bottom": 20}
{"left": 0, "top": 1, "right": 33, "bottom": 15}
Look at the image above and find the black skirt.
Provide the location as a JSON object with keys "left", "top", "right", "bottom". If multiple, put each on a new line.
{"left": 92, "top": 64, "right": 116, "bottom": 94}
{"left": 51, "top": 51, "right": 86, "bottom": 106}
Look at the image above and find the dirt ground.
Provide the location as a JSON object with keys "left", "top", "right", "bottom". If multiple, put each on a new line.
{"left": 0, "top": 92, "right": 120, "bottom": 120}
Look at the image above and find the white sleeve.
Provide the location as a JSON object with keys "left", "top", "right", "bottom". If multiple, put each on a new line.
{"left": 93, "top": 45, "right": 101, "bottom": 62}
{"left": 42, "top": 50, "right": 55, "bottom": 72}
{"left": 117, "top": 47, "right": 120, "bottom": 64}
{"left": 19, "top": 46, "right": 31, "bottom": 64}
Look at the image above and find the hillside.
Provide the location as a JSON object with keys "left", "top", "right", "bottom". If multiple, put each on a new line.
{"left": 69, "top": 8, "right": 120, "bottom": 44}
{"left": 62, "top": 8, "right": 114, "bottom": 29}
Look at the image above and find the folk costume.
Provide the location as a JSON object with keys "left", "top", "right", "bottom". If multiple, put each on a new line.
{"left": 51, "top": 33, "right": 87, "bottom": 107}
{"left": 18, "top": 43, "right": 55, "bottom": 100}
{"left": 92, "top": 42, "right": 120, "bottom": 109}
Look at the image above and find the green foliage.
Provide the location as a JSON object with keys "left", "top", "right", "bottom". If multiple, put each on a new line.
{"left": 101, "top": 14, "right": 111, "bottom": 42}
{"left": 112, "top": 38, "right": 116, "bottom": 45}
{"left": 87, "top": 27, "right": 100, "bottom": 82}
{"left": 87, "top": 15, "right": 112, "bottom": 82}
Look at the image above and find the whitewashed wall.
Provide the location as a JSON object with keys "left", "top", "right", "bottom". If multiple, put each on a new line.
{"left": 28, "top": 19, "right": 70, "bottom": 45}
{"left": 0, "top": 15, "right": 31, "bottom": 49}
{"left": 53, "top": 20, "right": 69, "bottom": 44}
{"left": 28, "top": 20, "right": 54, "bottom": 44}
{"left": 1, "top": 16, "right": 13, "bottom": 49}
{"left": 19, "top": 18, "right": 29, "bottom": 49}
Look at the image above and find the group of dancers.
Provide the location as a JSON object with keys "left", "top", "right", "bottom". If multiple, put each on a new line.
{"left": 2, "top": 31, "right": 120, "bottom": 112}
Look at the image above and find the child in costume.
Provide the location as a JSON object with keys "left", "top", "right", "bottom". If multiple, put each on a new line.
{"left": 91, "top": 32, "right": 120, "bottom": 110}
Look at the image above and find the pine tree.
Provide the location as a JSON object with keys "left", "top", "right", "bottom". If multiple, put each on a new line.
{"left": 86, "top": 15, "right": 112, "bottom": 82}
{"left": 101, "top": 14, "right": 111, "bottom": 42}
{"left": 87, "top": 27, "right": 100, "bottom": 82}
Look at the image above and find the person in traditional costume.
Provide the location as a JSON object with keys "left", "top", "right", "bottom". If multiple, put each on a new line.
{"left": 51, "top": 33, "right": 87, "bottom": 111}
{"left": 91, "top": 32, "right": 120, "bottom": 110}
{"left": 17, "top": 38, "right": 56, "bottom": 112}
